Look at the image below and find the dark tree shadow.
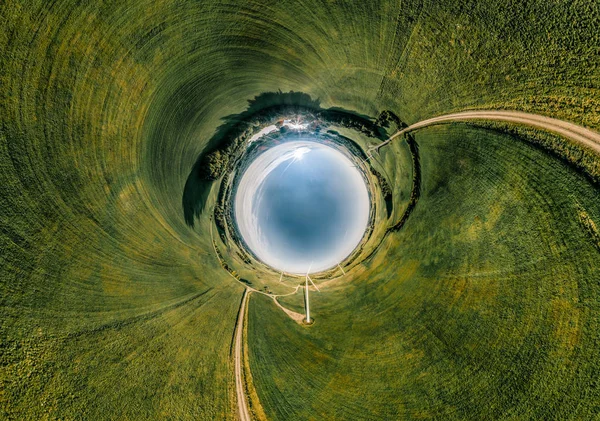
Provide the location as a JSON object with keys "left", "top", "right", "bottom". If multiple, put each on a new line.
{"left": 182, "top": 168, "right": 214, "bottom": 227}
{"left": 182, "top": 91, "right": 321, "bottom": 228}
{"left": 388, "top": 134, "right": 421, "bottom": 232}
{"left": 182, "top": 90, "right": 387, "bottom": 227}
{"left": 385, "top": 196, "right": 394, "bottom": 218}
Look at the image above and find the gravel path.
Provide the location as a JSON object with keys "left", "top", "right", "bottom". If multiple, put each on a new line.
{"left": 372, "top": 110, "right": 600, "bottom": 154}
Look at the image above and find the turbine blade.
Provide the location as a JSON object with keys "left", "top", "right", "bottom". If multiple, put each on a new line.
{"left": 306, "top": 274, "right": 320, "bottom": 292}
{"left": 306, "top": 262, "right": 313, "bottom": 276}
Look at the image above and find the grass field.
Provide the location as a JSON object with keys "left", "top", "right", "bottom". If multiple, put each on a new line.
{"left": 254, "top": 125, "right": 600, "bottom": 419}
{"left": 1, "top": 0, "right": 599, "bottom": 419}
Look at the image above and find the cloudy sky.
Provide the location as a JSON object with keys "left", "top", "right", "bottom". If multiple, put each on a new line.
{"left": 235, "top": 140, "right": 370, "bottom": 274}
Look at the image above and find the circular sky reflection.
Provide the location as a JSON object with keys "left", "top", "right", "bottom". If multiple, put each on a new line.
{"left": 235, "top": 140, "right": 370, "bottom": 274}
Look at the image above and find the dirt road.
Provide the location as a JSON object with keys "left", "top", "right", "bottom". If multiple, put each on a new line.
{"left": 371, "top": 110, "right": 600, "bottom": 154}
{"left": 235, "top": 289, "right": 251, "bottom": 421}
{"left": 272, "top": 295, "right": 305, "bottom": 323}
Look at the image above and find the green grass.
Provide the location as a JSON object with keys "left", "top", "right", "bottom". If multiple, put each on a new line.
{"left": 251, "top": 125, "right": 600, "bottom": 419}
{"left": 1, "top": 0, "right": 599, "bottom": 419}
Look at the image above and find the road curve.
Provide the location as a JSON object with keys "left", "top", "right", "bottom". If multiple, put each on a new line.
{"left": 272, "top": 296, "right": 305, "bottom": 323}
{"left": 371, "top": 110, "right": 600, "bottom": 154}
{"left": 235, "top": 289, "right": 252, "bottom": 421}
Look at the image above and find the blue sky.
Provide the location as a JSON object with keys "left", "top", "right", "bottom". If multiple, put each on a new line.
{"left": 235, "top": 140, "right": 369, "bottom": 273}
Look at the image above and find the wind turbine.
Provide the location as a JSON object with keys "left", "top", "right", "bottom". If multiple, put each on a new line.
{"left": 304, "top": 262, "right": 320, "bottom": 324}
{"left": 350, "top": 152, "right": 373, "bottom": 168}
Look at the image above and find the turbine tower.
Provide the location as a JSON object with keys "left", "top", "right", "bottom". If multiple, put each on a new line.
{"left": 304, "top": 263, "right": 319, "bottom": 324}
{"left": 304, "top": 274, "right": 311, "bottom": 324}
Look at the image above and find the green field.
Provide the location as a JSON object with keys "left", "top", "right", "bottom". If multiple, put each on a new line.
{"left": 1, "top": 0, "right": 599, "bottom": 419}
{"left": 257, "top": 125, "right": 600, "bottom": 419}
